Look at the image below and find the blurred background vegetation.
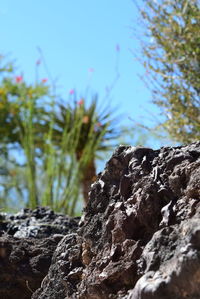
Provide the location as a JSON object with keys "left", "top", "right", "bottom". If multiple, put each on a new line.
{"left": 0, "top": 0, "right": 200, "bottom": 215}
{"left": 0, "top": 56, "right": 124, "bottom": 215}
{"left": 135, "top": 0, "right": 200, "bottom": 143}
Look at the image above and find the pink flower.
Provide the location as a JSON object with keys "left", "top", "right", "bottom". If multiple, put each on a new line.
{"left": 69, "top": 89, "right": 75, "bottom": 95}
{"left": 88, "top": 68, "right": 94, "bottom": 73}
{"left": 41, "top": 78, "right": 48, "bottom": 83}
{"left": 82, "top": 115, "right": 89, "bottom": 124}
{"left": 15, "top": 76, "right": 23, "bottom": 83}
{"left": 116, "top": 44, "right": 120, "bottom": 52}
{"left": 36, "top": 59, "right": 41, "bottom": 65}
{"left": 77, "top": 99, "right": 84, "bottom": 106}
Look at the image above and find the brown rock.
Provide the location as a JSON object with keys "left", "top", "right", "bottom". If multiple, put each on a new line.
{"left": 33, "top": 142, "right": 200, "bottom": 299}
{"left": 2, "top": 142, "right": 200, "bottom": 299}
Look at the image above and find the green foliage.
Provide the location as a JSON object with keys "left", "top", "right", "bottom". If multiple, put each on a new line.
{"left": 50, "top": 98, "right": 119, "bottom": 159}
{"left": 0, "top": 55, "right": 120, "bottom": 215}
{"left": 135, "top": 0, "right": 200, "bottom": 143}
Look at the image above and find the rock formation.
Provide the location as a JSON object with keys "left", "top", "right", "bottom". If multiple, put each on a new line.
{"left": 1, "top": 142, "right": 200, "bottom": 298}
{"left": 0, "top": 207, "right": 79, "bottom": 299}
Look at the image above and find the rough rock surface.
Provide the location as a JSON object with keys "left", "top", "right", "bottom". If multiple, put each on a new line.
{"left": 2, "top": 142, "right": 200, "bottom": 299}
{"left": 0, "top": 207, "right": 79, "bottom": 299}
{"left": 30, "top": 142, "right": 200, "bottom": 299}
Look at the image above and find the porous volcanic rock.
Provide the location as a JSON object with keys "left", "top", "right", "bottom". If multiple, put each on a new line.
{"left": 0, "top": 207, "right": 79, "bottom": 299}
{"left": 2, "top": 142, "right": 200, "bottom": 299}
{"left": 31, "top": 142, "right": 200, "bottom": 299}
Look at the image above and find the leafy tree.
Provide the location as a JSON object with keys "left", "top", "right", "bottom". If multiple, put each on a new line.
{"left": 0, "top": 56, "right": 121, "bottom": 214}
{"left": 135, "top": 0, "right": 200, "bottom": 143}
{"left": 0, "top": 56, "right": 49, "bottom": 147}
{"left": 0, "top": 56, "right": 51, "bottom": 209}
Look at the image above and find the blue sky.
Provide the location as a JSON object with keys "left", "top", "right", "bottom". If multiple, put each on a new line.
{"left": 0, "top": 0, "right": 162, "bottom": 145}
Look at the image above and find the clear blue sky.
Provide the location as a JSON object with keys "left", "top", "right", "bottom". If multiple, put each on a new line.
{"left": 0, "top": 0, "right": 162, "bottom": 145}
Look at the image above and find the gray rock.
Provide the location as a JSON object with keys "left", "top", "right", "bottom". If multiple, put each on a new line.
{"left": 0, "top": 207, "right": 79, "bottom": 299}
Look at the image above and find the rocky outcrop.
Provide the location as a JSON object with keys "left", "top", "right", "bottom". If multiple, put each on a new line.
{"left": 2, "top": 142, "right": 200, "bottom": 299}
{"left": 0, "top": 207, "right": 79, "bottom": 299}
{"left": 31, "top": 142, "right": 200, "bottom": 299}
